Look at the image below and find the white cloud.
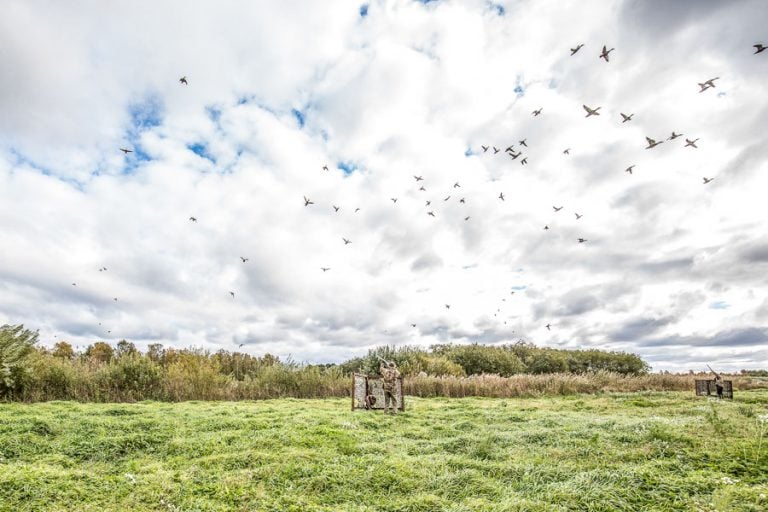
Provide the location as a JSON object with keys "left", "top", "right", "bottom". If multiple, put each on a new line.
{"left": 1, "top": 0, "right": 767, "bottom": 371}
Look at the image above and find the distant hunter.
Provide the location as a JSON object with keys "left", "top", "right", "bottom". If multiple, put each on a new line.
{"left": 380, "top": 360, "right": 401, "bottom": 415}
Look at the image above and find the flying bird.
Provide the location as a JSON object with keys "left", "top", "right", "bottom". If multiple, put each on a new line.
{"left": 179, "top": 76, "right": 188, "bottom": 85}
{"left": 698, "top": 77, "right": 719, "bottom": 92}
{"left": 563, "top": 148, "right": 571, "bottom": 155}
{"left": 520, "top": 158, "right": 528, "bottom": 165}
{"left": 444, "top": 196, "right": 451, "bottom": 201}
{"left": 354, "top": 208, "right": 361, "bottom": 213}
{"left": 459, "top": 198, "right": 465, "bottom": 204}
{"left": 229, "top": 291, "right": 235, "bottom": 298}
{"left": 322, "top": 165, "right": 329, "bottom": 171}
{"left": 391, "top": 198, "right": 398, "bottom": 204}
{"left": 509, "top": 151, "right": 521, "bottom": 160}
{"left": 481, "top": 145, "right": 489, "bottom": 152}
{"left": 445, "top": 304, "right": 450, "bottom": 309}
{"left": 493, "top": 147, "right": 500, "bottom": 154}
{"left": 703, "top": 177, "right": 714, "bottom": 184}
{"left": 583, "top": 104, "right": 601, "bottom": 117}
{"left": 464, "top": 216, "right": 470, "bottom": 221}
{"left": 625, "top": 165, "right": 635, "bottom": 174}
{"left": 303, "top": 196, "right": 314, "bottom": 206}
{"left": 425, "top": 200, "right": 431, "bottom": 206}
{"left": 755, "top": 44, "right": 767, "bottom": 54}
{"left": 620, "top": 113, "right": 634, "bottom": 123}
{"left": 411, "top": 324, "right": 416, "bottom": 328}
{"left": 505, "top": 145, "right": 515, "bottom": 152}
{"left": 414, "top": 175, "right": 424, "bottom": 181}
{"left": 99, "top": 267, "right": 107, "bottom": 272}
{"left": 343, "top": 238, "right": 351, "bottom": 245}
{"left": 543, "top": 225, "right": 549, "bottom": 230}
{"left": 668, "top": 132, "right": 682, "bottom": 140}
{"left": 321, "top": 267, "right": 330, "bottom": 272}
{"left": 570, "top": 44, "right": 584, "bottom": 55}
{"left": 575, "top": 213, "right": 582, "bottom": 219}
{"left": 453, "top": 182, "right": 461, "bottom": 188}
{"left": 532, "top": 108, "right": 543, "bottom": 117}
{"left": 498, "top": 192, "right": 505, "bottom": 201}
{"left": 113, "top": 297, "right": 118, "bottom": 301}
{"left": 240, "top": 257, "right": 249, "bottom": 263}
{"left": 553, "top": 206, "right": 563, "bottom": 212}
{"left": 519, "top": 139, "right": 528, "bottom": 147}
{"left": 189, "top": 216, "right": 197, "bottom": 222}
{"left": 578, "top": 238, "right": 588, "bottom": 243}
{"left": 333, "top": 205, "right": 340, "bottom": 212}
{"left": 119, "top": 147, "right": 133, "bottom": 154}
{"left": 599, "top": 45, "right": 614, "bottom": 62}
{"left": 546, "top": 323, "right": 551, "bottom": 331}
{"left": 645, "top": 136, "right": 663, "bottom": 149}
{"left": 684, "top": 138, "right": 699, "bottom": 148}
{"left": 419, "top": 186, "right": 426, "bottom": 191}
{"left": 427, "top": 211, "right": 436, "bottom": 217}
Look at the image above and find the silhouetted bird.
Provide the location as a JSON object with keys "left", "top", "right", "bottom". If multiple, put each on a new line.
{"left": 553, "top": 206, "right": 563, "bottom": 212}
{"left": 499, "top": 192, "right": 505, "bottom": 201}
{"left": 645, "top": 136, "right": 663, "bottom": 149}
{"left": 229, "top": 291, "right": 235, "bottom": 298}
{"left": 625, "top": 165, "right": 635, "bottom": 174}
{"left": 179, "top": 76, "right": 188, "bottom": 85}
{"left": 599, "top": 45, "right": 614, "bottom": 62}
{"left": 354, "top": 208, "right": 361, "bottom": 213}
{"left": 668, "top": 132, "right": 682, "bottom": 140}
{"left": 755, "top": 44, "right": 767, "bottom": 54}
{"left": 698, "top": 77, "right": 719, "bottom": 92}
{"left": 445, "top": 304, "right": 450, "bottom": 309}
{"left": 583, "top": 104, "right": 601, "bottom": 117}
{"left": 685, "top": 138, "right": 699, "bottom": 148}
{"left": 453, "top": 182, "right": 461, "bottom": 188}
{"left": 464, "top": 216, "right": 470, "bottom": 221}
{"left": 343, "top": 238, "right": 351, "bottom": 245}
{"left": 333, "top": 205, "right": 340, "bottom": 212}
{"left": 563, "top": 148, "right": 570, "bottom": 155}
{"left": 481, "top": 145, "right": 489, "bottom": 152}
{"left": 303, "top": 196, "right": 314, "bottom": 206}
{"left": 519, "top": 139, "right": 528, "bottom": 147}
{"left": 427, "top": 211, "right": 436, "bottom": 217}
{"left": 544, "top": 225, "right": 549, "bottom": 230}
{"left": 426, "top": 200, "right": 431, "bottom": 206}
{"left": 520, "top": 158, "right": 528, "bottom": 165}
{"left": 189, "top": 216, "right": 197, "bottom": 222}
{"left": 321, "top": 267, "right": 330, "bottom": 272}
{"left": 391, "top": 198, "right": 398, "bottom": 204}
{"left": 459, "top": 198, "right": 465, "bottom": 204}
{"left": 570, "top": 44, "right": 584, "bottom": 55}
{"left": 444, "top": 196, "right": 451, "bottom": 201}
{"left": 493, "top": 147, "right": 500, "bottom": 154}
{"left": 578, "top": 238, "right": 588, "bottom": 243}
{"left": 414, "top": 175, "right": 424, "bottom": 181}
{"left": 240, "top": 257, "right": 249, "bottom": 263}
{"left": 575, "top": 213, "right": 582, "bottom": 219}
{"left": 113, "top": 297, "right": 118, "bottom": 301}
{"left": 323, "top": 165, "right": 329, "bottom": 171}
{"left": 703, "top": 177, "right": 714, "bottom": 184}
{"left": 419, "top": 186, "right": 426, "bottom": 191}
{"left": 620, "top": 113, "right": 634, "bottom": 123}
{"left": 546, "top": 323, "right": 551, "bottom": 330}
{"left": 532, "top": 108, "right": 542, "bottom": 117}
{"left": 119, "top": 148, "right": 132, "bottom": 154}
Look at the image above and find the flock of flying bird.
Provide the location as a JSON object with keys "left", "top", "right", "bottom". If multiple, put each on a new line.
{"left": 70, "top": 39, "right": 764, "bottom": 342}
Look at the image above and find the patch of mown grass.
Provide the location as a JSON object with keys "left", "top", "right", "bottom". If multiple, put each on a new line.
{"left": 0, "top": 391, "right": 767, "bottom": 511}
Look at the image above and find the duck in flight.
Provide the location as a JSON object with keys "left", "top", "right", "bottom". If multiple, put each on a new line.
{"left": 703, "top": 177, "right": 714, "bottom": 184}
{"left": 684, "top": 138, "right": 699, "bottom": 148}
{"left": 453, "top": 182, "right": 461, "bottom": 188}
{"left": 575, "top": 213, "right": 582, "bottom": 219}
{"left": 343, "top": 238, "right": 351, "bottom": 245}
{"left": 189, "top": 216, "right": 197, "bottom": 222}
{"left": 464, "top": 216, "right": 470, "bottom": 221}
{"left": 229, "top": 291, "right": 235, "bottom": 298}
{"left": 444, "top": 196, "right": 451, "bottom": 201}
{"left": 570, "top": 43, "right": 584, "bottom": 55}
{"left": 583, "top": 105, "right": 601, "bottom": 117}
{"left": 553, "top": 206, "right": 563, "bottom": 212}
{"left": 599, "top": 45, "right": 615, "bottom": 62}
{"left": 493, "top": 147, "right": 500, "bottom": 154}
{"left": 119, "top": 147, "right": 132, "bottom": 154}
{"left": 498, "top": 192, "right": 505, "bottom": 201}
{"left": 625, "top": 165, "right": 635, "bottom": 174}
{"left": 322, "top": 165, "right": 329, "bottom": 171}
{"left": 391, "top": 198, "right": 398, "bottom": 204}
{"left": 179, "top": 76, "right": 188, "bottom": 85}
{"left": 645, "top": 136, "right": 663, "bottom": 149}
{"left": 240, "top": 257, "right": 249, "bottom": 263}
{"left": 321, "top": 267, "right": 330, "bottom": 272}
{"left": 414, "top": 175, "right": 424, "bottom": 181}
{"left": 546, "top": 323, "right": 551, "bottom": 331}
{"left": 333, "top": 205, "right": 340, "bottom": 212}
{"left": 459, "top": 198, "right": 465, "bottom": 204}
{"left": 419, "top": 186, "right": 426, "bottom": 191}
{"left": 668, "top": 132, "right": 682, "bottom": 140}
{"left": 520, "top": 158, "right": 528, "bottom": 165}
{"left": 620, "top": 113, "right": 634, "bottom": 123}
{"left": 698, "top": 77, "right": 719, "bottom": 92}
{"left": 303, "top": 196, "right": 314, "bottom": 206}
{"left": 563, "top": 148, "right": 571, "bottom": 155}
{"left": 427, "top": 211, "right": 436, "bottom": 217}
{"left": 532, "top": 108, "right": 543, "bottom": 117}
{"left": 509, "top": 151, "right": 522, "bottom": 160}
{"left": 519, "top": 139, "right": 528, "bottom": 147}
{"left": 578, "top": 238, "right": 588, "bottom": 243}
{"left": 481, "top": 145, "right": 489, "bottom": 152}
{"left": 755, "top": 44, "right": 767, "bottom": 54}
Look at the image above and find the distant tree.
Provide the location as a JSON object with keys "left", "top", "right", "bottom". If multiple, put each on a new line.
{"left": 52, "top": 341, "right": 75, "bottom": 360}
{"left": 0, "top": 324, "right": 39, "bottom": 396}
{"left": 147, "top": 343, "right": 165, "bottom": 363}
{"left": 115, "top": 340, "right": 138, "bottom": 358}
{"left": 85, "top": 342, "right": 114, "bottom": 363}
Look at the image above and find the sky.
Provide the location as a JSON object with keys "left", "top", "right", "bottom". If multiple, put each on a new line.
{"left": 1, "top": 0, "right": 767, "bottom": 372}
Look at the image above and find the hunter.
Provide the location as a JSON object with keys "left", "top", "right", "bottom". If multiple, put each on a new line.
{"left": 380, "top": 360, "right": 401, "bottom": 415}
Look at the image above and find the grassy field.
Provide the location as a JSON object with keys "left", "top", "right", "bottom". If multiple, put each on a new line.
{"left": 1, "top": 392, "right": 767, "bottom": 511}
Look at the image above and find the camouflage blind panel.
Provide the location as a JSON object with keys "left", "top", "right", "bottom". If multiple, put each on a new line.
{"left": 351, "top": 373, "right": 405, "bottom": 411}
{"left": 694, "top": 379, "right": 733, "bottom": 399}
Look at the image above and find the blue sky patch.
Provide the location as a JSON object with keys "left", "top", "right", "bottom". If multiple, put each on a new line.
{"left": 511, "top": 285, "right": 527, "bottom": 291}
{"left": 514, "top": 77, "right": 525, "bottom": 97}
{"left": 490, "top": 2, "right": 505, "bottom": 16}
{"left": 291, "top": 108, "right": 306, "bottom": 128}
{"left": 206, "top": 106, "right": 222, "bottom": 123}
{"left": 188, "top": 142, "right": 216, "bottom": 163}
{"left": 360, "top": 4, "right": 369, "bottom": 17}
{"left": 337, "top": 161, "right": 358, "bottom": 175}
{"left": 129, "top": 95, "right": 163, "bottom": 131}
{"left": 709, "top": 301, "right": 730, "bottom": 310}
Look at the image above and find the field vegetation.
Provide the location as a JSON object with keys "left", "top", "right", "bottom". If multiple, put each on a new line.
{"left": 1, "top": 392, "right": 767, "bottom": 511}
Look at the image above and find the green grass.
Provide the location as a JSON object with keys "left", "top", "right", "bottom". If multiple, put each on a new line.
{"left": 1, "top": 392, "right": 767, "bottom": 511}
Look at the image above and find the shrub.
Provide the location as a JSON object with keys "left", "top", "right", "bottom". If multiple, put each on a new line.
{"left": 0, "top": 324, "right": 39, "bottom": 397}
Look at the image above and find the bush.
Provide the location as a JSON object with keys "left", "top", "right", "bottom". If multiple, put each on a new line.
{"left": 0, "top": 324, "right": 39, "bottom": 397}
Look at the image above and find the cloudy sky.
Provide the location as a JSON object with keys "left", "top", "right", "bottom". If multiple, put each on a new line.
{"left": 1, "top": 0, "right": 767, "bottom": 371}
